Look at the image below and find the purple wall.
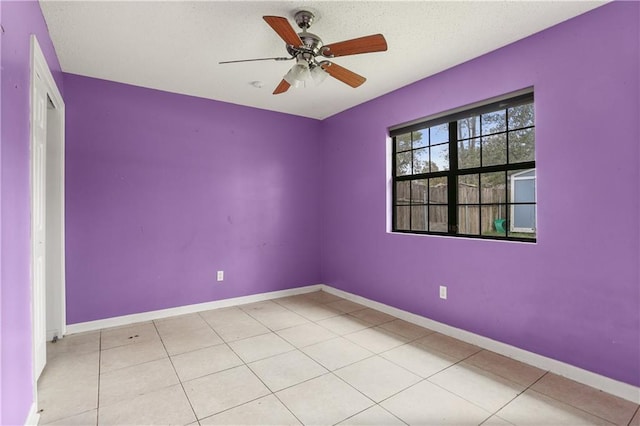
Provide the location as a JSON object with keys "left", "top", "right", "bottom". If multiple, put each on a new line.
{"left": 320, "top": 2, "right": 639, "bottom": 387}
{"left": 0, "top": 1, "right": 64, "bottom": 424}
{"left": 64, "top": 74, "right": 322, "bottom": 324}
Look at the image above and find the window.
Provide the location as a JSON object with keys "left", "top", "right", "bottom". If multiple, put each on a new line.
{"left": 391, "top": 93, "right": 536, "bottom": 242}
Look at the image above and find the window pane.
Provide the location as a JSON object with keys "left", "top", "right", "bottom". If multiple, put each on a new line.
{"left": 396, "top": 206, "right": 410, "bottom": 230}
{"left": 481, "top": 172, "right": 506, "bottom": 204}
{"left": 458, "top": 138, "right": 481, "bottom": 169}
{"left": 458, "top": 205, "right": 479, "bottom": 235}
{"left": 482, "top": 110, "right": 506, "bottom": 135}
{"left": 458, "top": 116, "right": 480, "bottom": 140}
{"left": 429, "top": 177, "right": 447, "bottom": 204}
{"left": 481, "top": 205, "right": 507, "bottom": 236}
{"left": 458, "top": 174, "right": 479, "bottom": 204}
{"left": 412, "top": 130, "right": 427, "bottom": 149}
{"left": 411, "top": 206, "right": 428, "bottom": 231}
{"left": 508, "top": 128, "right": 535, "bottom": 163}
{"left": 395, "top": 133, "right": 412, "bottom": 152}
{"left": 429, "top": 205, "right": 448, "bottom": 232}
{"left": 413, "top": 148, "right": 429, "bottom": 174}
{"left": 430, "top": 144, "right": 449, "bottom": 171}
{"left": 510, "top": 204, "right": 536, "bottom": 234}
{"left": 430, "top": 123, "right": 449, "bottom": 145}
{"left": 410, "top": 179, "right": 428, "bottom": 203}
{"left": 482, "top": 134, "right": 507, "bottom": 166}
{"left": 508, "top": 169, "right": 536, "bottom": 203}
{"left": 508, "top": 103, "right": 534, "bottom": 130}
{"left": 396, "top": 181, "right": 410, "bottom": 204}
{"left": 396, "top": 151, "right": 412, "bottom": 176}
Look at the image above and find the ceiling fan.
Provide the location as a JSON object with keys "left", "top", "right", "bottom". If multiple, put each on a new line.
{"left": 219, "top": 10, "right": 388, "bottom": 95}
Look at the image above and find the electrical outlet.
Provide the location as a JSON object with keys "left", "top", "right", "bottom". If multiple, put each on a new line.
{"left": 439, "top": 285, "right": 447, "bottom": 300}
{"left": 217, "top": 271, "right": 224, "bottom": 282}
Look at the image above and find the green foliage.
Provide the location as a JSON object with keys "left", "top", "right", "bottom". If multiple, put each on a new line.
{"left": 395, "top": 102, "right": 534, "bottom": 185}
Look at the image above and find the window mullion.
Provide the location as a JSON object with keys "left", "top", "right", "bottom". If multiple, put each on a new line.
{"left": 448, "top": 121, "right": 458, "bottom": 234}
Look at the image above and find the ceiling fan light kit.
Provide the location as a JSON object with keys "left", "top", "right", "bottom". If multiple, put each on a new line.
{"left": 219, "top": 10, "right": 387, "bottom": 95}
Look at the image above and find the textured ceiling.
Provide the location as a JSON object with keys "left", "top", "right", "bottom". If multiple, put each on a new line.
{"left": 40, "top": 1, "right": 607, "bottom": 119}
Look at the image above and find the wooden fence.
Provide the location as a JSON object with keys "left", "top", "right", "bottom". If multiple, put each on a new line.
{"left": 396, "top": 182, "right": 506, "bottom": 233}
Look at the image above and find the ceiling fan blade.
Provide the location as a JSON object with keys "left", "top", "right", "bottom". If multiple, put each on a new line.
{"left": 263, "top": 16, "right": 303, "bottom": 47}
{"left": 219, "top": 57, "right": 292, "bottom": 64}
{"left": 322, "top": 34, "right": 388, "bottom": 57}
{"left": 321, "top": 62, "right": 366, "bottom": 88}
{"left": 273, "top": 79, "right": 291, "bottom": 95}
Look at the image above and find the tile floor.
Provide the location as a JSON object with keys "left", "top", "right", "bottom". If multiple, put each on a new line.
{"left": 38, "top": 291, "right": 640, "bottom": 426}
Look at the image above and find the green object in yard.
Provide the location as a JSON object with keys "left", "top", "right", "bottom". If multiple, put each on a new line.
{"left": 494, "top": 219, "right": 506, "bottom": 233}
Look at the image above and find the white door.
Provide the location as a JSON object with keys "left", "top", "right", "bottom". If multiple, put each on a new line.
{"left": 31, "top": 69, "right": 48, "bottom": 379}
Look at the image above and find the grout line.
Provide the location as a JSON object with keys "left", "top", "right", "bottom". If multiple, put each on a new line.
{"left": 95, "top": 330, "right": 102, "bottom": 426}
{"left": 628, "top": 405, "right": 639, "bottom": 426}
{"left": 151, "top": 321, "right": 200, "bottom": 423}
{"left": 211, "top": 328, "right": 307, "bottom": 426}
{"left": 481, "top": 371, "right": 551, "bottom": 424}
{"left": 332, "top": 403, "right": 409, "bottom": 426}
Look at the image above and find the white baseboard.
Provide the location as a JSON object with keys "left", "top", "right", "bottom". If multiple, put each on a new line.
{"left": 65, "top": 284, "right": 323, "bottom": 335}
{"left": 320, "top": 285, "right": 640, "bottom": 404}
{"left": 24, "top": 402, "right": 40, "bottom": 426}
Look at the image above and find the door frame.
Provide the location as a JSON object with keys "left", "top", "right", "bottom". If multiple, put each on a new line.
{"left": 29, "top": 33, "right": 66, "bottom": 399}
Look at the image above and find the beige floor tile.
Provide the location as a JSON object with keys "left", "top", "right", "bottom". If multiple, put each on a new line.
{"left": 466, "top": 350, "right": 546, "bottom": 387}
{"left": 317, "top": 314, "right": 372, "bottom": 335}
{"left": 482, "top": 415, "right": 515, "bottom": 425}
{"left": 302, "top": 291, "right": 344, "bottom": 304}
{"left": 630, "top": 409, "right": 640, "bottom": 426}
{"left": 272, "top": 294, "right": 315, "bottom": 308}
{"left": 100, "top": 322, "right": 159, "bottom": 350}
{"left": 338, "top": 405, "right": 405, "bottom": 425}
{"left": 287, "top": 302, "right": 342, "bottom": 321}
{"left": 415, "top": 332, "right": 481, "bottom": 359}
{"left": 98, "top": 384, "right": 195, "bottom": 425}
{"left": 199, "top": 306, "right": 247, "bottom": 327}
{"left": 349, "top": 308, "right": 397, "bottom": 325}
{"left": 171, "top": 344, "right": 243, "bottom": 382}
{"left": 154, "top": 313, "right": 210, "bottom": 335}
{"left": 302, "top": 337, "right": 374, "bottom": 371}
{"left": 99, "top": 358, "right": 179, "bottom": 407}
{"left": 381, "top": 342, "right": 458, "bottom": 378}
{"left": 276, "top": 373, "right": 374, "bottom": 425}
{"left": 325, "top": 299, "right": 368, "bottom": 314}
{"left": 429, "top": 362, "right": 524, "bottom": 412}
{"left": 240, "top": 300, "right": 285, "bottom": 313}
{"left": 100, "top": 339, "right": 167, "bottom": 373}
{"left": 39, "top": 350, "right": 99, "bottom": 389}
{"left": 381, "top": 380, "right": 491, "bottom": 425}
{"left": 38, "top": 374, "right": 98, "bottom": 424}
{"left": 345, "top": 327, "right": 409, "bottom": 353}
{"left": 248, "top": 350, "right": 328, "bottom": 392}
{"left": 47, "top": 332, "right": 100, "bottom": 361}
{"left": 183, "top": 365, "right": 270, "bottom": 419}
{"left": 228, "top": 332, "right": 295, "bottom": 363}
{"left": 247, "top": 309, "right": 309, "bottom": 331}
{"left": 159, "top": 326, "right": 223, "bottom": 356}
{"left": 276, "top": 322, "right": 338, "bottom": 348}
{"left": 41, "top": 409, "right": 97, "bottom": 426}
{"left": 335, "top": 356, "right": 421, "bottom": 402}
{"left": 497, "top": 390, "right": 616, "bottom": 425}
{"left": 379, "top": 319, "right": 434, "bottom": 340}
{"left": 207, "top": 316, "right": 271, "bottom": 342}
{"left": 199, "top": 394, "right": 301, "bottom": 426}
{"left": 530, "top": 373, "right": 637, "bottom": 425}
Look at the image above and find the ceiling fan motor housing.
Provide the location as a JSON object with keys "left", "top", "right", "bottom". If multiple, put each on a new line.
{"left": 288, "top": 10, "right": 325, "bottom": 62}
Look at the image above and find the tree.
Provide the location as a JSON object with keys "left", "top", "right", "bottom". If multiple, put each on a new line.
{"left": 395, "top": 131, "right": 439, "bottom": 175}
